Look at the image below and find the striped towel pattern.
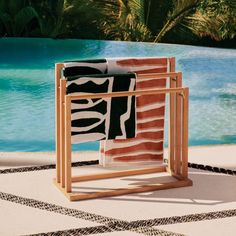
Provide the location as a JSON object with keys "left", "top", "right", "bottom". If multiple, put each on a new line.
{"left": 62, "top": 57, "right": 169, "bottom": 165}
{"left": 100, "top": 58, "right": 168, "bottom": 165}
{"left": 66, "top": 73, "right": 136, "bottom": 144}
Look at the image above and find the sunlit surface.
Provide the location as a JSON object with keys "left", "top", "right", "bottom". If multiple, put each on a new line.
{"left": 0, "top": 38, "right": 235, "bottom": 151}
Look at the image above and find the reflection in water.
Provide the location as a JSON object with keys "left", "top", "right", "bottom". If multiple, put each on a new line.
{"left": 0, "top": 38, "right": 236, "bottom": 151}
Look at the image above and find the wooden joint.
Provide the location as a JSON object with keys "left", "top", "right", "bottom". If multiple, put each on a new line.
{"left": 179, "top": 92, "right": 185, "bottom": 99}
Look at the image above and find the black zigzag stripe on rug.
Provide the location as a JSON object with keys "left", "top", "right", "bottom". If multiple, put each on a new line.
{"left": 1, "top": 160, "right": 235, "bottom": 176}
{"left": 188, "top": 163, "right": 236, "bottom": 176}
{"left": 0, "top": 191, "right": 182, "bottom": 236}
{"left": 1, "top": 191, "right": 236, "bottom": 235}
{"left": 0, "top": 160, "right": 99, "bottom": 174}
{"left": 25, "top": 225, "right": 184, "bottom": 236}
{"left": 25, "top": 225, "right": 115, "bottom": 236}
{"left": 0, "top": 191, "right": 117, "bottom": 224}
{"left": 130, "top": 209, "right": 236, "bottom": 228}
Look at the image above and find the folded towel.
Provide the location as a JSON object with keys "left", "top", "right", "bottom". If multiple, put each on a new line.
{"left": 100, "top": 57, "right": 169, "bottom": 165}
{"left": 63, "top": 59, "right": 108, "bottom": 77}
{"left": 107, "top": 57, "right": 168, "bottom": 74}
{"left": 66, "top": 73, "right": 136, "bottom": 144}
{"left": 62, "top": 57, "right": 169, "bottom": 164}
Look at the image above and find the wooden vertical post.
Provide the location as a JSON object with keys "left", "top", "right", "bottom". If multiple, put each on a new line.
{"left": 182, "top": 88, "right": 189, "bottom": 178}
{"left": 65, "top": 95, "right": 72, "bottom": 192}
{"left": 53, "top": 84, "right": 192, "bottom": 201}
{"left": 55, "top": 63, "right": 63, "bottom": 183}
{"left": 168, "top": 57, "right": 176, "bottom": 173}
{"left": 60, "top": 79, "right": 66, "bottom": 187}
{"left": 175, "top": 72, "right": 182, "bottom": 175}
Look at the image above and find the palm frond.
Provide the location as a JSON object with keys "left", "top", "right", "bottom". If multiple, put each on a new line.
{"left": 0, "top": 12, "right": 12, "bottom": 35}
{"left": 154, "top": 0, "right": 199, "bottom": 42}
{"left": 14, "top": 6, "right": 39, "bottom": 35}
{"left": 228, "top": 0, "right": 236, "bottom": 9}
{"left": 186, "top": 0, "right": 236, "bottom": 41}
{"left": 100, "top": 0, "right": 152, "bottom": 41}
{"left": 187, "top": 12, "right": 222, "bottom": 40}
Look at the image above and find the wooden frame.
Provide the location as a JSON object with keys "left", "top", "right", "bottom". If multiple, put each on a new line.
{"left": 54, "top": 60, "right": 192, "bottom": 201}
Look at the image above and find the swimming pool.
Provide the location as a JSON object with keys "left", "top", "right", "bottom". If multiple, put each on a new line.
{"left": 0, "top": 38, "right": 236, "bottom": 151}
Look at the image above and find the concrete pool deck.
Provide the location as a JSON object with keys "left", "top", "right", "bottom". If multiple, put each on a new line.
{"left": 0, "top": 145, "right": 236, "bottom": 235}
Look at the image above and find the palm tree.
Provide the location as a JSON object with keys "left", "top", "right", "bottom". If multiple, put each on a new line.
{"left": 153, "top": 0, "right": 200, "bottom": 43}
{"left": 99, "top": 0, "right": 153, "bottom": 41}
{"left": 153, "top": 0, "right": 236, "bottom": 43}
{"left": 29, "top": 0, "right": 70, "bottom": 38}
{"left": 186, "top": 0, "right": 236, "bottom": 41}
{"left": 1, "top": 0, "right": 235, "bottom": 44}
{"left": 31, "top": 0, "right": 108, "bottom": 39}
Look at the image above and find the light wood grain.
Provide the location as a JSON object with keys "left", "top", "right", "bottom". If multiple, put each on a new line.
{"left": 68, "top": 179, "right": 193, "bottom": 201}
{"left": 175, "top": 72, "right": 182, "bottom": 175}
{"left": 71, "top": 165, "right": 167, "bottom": 182}
{"left": 54, "top": 177, "right": 193, "bottom": 201}
{"left": 60, "top": 79, "right": 66, "bottom": 187}
{"left": 65, "top": 95, "right": 72, "bottom": 192}
{"left": 69, "top": 87, "right": 186, "bottom": 101}
{"left": 168, "top": 57, "right": 176, "bottom": 174}
{"left": 55, "top": 64, "right": 63, "bottom": 183}
{"left": 182, "top": 88, "right": 189, "bottom": 178}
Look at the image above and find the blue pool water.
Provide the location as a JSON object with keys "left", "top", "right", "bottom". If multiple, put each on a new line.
{"left": 0, "top": 38, "right": 236, "bottom": 151}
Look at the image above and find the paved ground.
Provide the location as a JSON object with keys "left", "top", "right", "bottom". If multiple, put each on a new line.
{"left": 0, "top": 145, "right": 236, "bottom": 236}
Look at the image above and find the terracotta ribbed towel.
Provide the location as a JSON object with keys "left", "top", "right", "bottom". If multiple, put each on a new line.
{"left": 100, "top": 57, "right": 169, "bottom": 165}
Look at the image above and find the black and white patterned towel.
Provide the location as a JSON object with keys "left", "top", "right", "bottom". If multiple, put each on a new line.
{"left": 63, "top": 59, "right": 108, "bottom": 77}
{"left": 66, "top": 73, "right": 136, "bottom": 144}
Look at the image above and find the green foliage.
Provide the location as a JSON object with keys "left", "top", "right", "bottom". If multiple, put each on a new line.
{"left": 153, "top": 0, "right": 200, "bottom": 42}
{"left": 61, "top": 0, "right": 107, "bottom": 39}
{"left": 98, "top": 0, "right": 153, "bottom": 41}
{"left": 0, "top": 0, "right": 40, "bottom": 36}
{"left": 186, "top": 0, "right": 236, "bottom": 40}
{"left": 30, "top": 0, "right": 69, "bottom": 37}
{"left": 0, "top": 0, "right": 235, "bottom": 46}
{"left": 33, "top": 0, "right": 108, "bottom": 39}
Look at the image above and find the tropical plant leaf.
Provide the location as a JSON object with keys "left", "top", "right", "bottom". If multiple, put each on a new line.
{"left": 0, "top": 0, "right": 7, "bottom": 12}
{"left": 154, "top": 0, "right": 199, "bottom": 42}
{"left": 98, "top": 0, "right": 152, "bottom": 41}
{"left": 0, "top": 12, "right": 12, "bottom": 35}
{"left": 14, "top": 6, "right": 40, "bottom": 35}
{"left": 228, "top": 0, "right": 236, "bottom": 9}
{"left": 186, "top": 0, "right": 236, "bottom": 41}
{"left": 55, "top": 0, "right": 65, "bottom": 17}
{"left": 186, "top": 12, "right": 222, "bottom": 40}
{"left": 8, "top": 0, "right": 27, "bottom": 16}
